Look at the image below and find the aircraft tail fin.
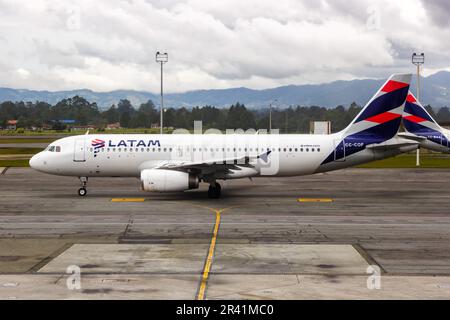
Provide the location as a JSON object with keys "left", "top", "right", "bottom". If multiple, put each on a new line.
{"left": 403, "top": 91, "right": 441, "bottom": 134}
{"left": 402, "top": 91, "right": 450, "bottom": 147}
{"left": 320, "top": 74, "right": 411, "bottom": 165}
{"left": 343, "top": 73, "right": 412, "bottom": 141}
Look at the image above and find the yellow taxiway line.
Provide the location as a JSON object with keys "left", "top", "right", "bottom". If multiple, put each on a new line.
{"left": 196, "top": 206, "right": 235, "bottom": 300}
{"left": 298, "top": 198, "right": 333, "bottom": 203}
{"left": 197, "top": 210, "right": 221, "bottom": 300}
{"left": 111, "top": 198, "right": 146, "bottom": 202}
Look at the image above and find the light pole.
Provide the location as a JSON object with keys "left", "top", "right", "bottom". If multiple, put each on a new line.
{"left": 412, "top": 52, "right": 424, "bottom": 166}
{"left": 269, "top": 99, "right": 277, "bottom": 132}
{"left": 156, "top": 51, "right": 168, "bottom": 134}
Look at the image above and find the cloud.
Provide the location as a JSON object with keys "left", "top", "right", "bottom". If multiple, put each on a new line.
{"left": 0, "top": 0, "right": 449, "bottom": 92}
{"left": 421, "top": 0, "right": 450, "bottom": 27}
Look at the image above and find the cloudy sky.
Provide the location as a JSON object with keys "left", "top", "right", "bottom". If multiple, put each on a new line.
{"left": 0, "top": 0, "right": 449, "bottom": 93}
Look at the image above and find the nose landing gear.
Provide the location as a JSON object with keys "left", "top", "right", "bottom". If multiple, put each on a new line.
{"left": 78, "top": 177, "right": 88, "bottom": 196}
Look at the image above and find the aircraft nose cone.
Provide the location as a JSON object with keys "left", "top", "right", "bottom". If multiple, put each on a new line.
{"left": 29, "top": 152, "right": 45, "bottom": 171}
{"left": 29, "top": 154, "right": 37, "bottom": 169}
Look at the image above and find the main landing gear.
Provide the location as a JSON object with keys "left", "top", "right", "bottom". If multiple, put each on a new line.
{"left": 78, "top": 177, "right": 88, "bottom": 196}
{"left": 208, "top": 182, "right": 221, "bottom": 199}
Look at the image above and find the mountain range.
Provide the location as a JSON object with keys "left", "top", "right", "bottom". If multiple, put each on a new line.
{"left": 1, "top": 71, "right": 450, "bottom": 110}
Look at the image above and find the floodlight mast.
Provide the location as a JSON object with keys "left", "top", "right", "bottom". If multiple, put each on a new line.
{"left": 156, "top": 52, "right": 168, "bottom": 134}
{"left": 269, "top": 99, "right": 277, "bottom": 132}
{"left": 412, "top": 52, "right": 424, "bottom": 166}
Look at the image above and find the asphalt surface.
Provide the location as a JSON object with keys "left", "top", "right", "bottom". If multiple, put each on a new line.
{"left": 0, "top": 167, "right": 450, "bottom": 299}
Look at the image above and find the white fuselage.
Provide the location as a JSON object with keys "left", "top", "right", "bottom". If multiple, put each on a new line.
{"left": 30, "top": 133, "right": 414, "bottom": 180}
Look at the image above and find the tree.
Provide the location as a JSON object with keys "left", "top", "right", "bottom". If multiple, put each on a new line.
{"left": 437, "top": 106, "right": 450, "bottom": 123}
{"left": 424, "top": 105, "right": 437, "bottom": 120}
{"left": 117, "top": 99, "right": 134, "bottom": 115}
{"left": 51, "top": 121, "right": 66, "bottom": 131}
{"left": 225, "top": 102, "right": 256, "bottom": 130}
{"left": 130, "top": 100, "right": 157, "bottom": 128}
{"left": 102, "top": 105, "right": 120, "bottom": 123}
{"left": 52, "top": 96, "right": 100, "bottom": 125}
{"left": 119, "top": 112, "right": 131, "bottom": 128}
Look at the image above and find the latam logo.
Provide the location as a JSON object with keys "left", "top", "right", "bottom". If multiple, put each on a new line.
{"left": 108, "top": 139, "right": 161, "bottom": 148}
{"left": 91, "top": 139, "right": 106, "bottom": 157}
{"left": 90, "top": 139, "right": 161, "bottom": 157}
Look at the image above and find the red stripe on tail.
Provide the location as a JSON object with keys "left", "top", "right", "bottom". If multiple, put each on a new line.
{"left": 406, "top": 94, "right": 417, "bottom": 103}
{"left": 403, "top": 115, "right": 426, "bottom": 123}
{"left": 365, "top": 111, "right": 401, "bottom": 124}
{"left": 381, "top": 80, "right": 409, "bottom": 93}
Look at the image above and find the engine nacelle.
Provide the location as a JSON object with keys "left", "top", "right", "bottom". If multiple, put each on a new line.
{"left": 140, "top": 169, "right": 199, "bottom": 192}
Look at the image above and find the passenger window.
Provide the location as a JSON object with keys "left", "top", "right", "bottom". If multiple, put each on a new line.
{"left": 306, "top": 148, "right": 309, "bottom": 152}
{"left": 317, "top": 148, "right": 321, "bottom": 152}
{"left": 312, "top": 148, "right": 315, "bottom": 152}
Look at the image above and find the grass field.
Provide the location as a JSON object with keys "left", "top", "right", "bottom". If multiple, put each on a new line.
{"left": 358, "top": 153, "right": 450, "bottom": 168}
{"left": 0, "top": 138, "right": 56, "bottom": 144}
{"left": 0, "top": 159, "right": 30, "bottom": 167}
{"left": 0, "top": 148, "right": 44, "bottom": 155}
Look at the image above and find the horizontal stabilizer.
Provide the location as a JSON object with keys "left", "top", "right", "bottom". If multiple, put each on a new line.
{"left": 365, "top": 136, "right": 419, "bottom": 150}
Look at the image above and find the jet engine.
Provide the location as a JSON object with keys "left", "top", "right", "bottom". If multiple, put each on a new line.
{"left": 140, "top": 169, "right": 199, "bottom": 192}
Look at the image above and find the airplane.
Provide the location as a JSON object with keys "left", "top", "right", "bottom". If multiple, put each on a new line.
{"left": 400, "top": 91, "right": 450, "bottom": 153}
{"left": 30, "top": 73, "right": 418, "bottom": 199}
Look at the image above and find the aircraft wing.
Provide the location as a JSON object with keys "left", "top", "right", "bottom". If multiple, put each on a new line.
{"left": 155, "top": 150, "right": 272, "bottom": 172}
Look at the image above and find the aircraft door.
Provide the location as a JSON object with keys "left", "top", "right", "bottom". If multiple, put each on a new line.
{"left": 73, "top": 138, "right": 86, "bottom": 162}
{"left": 333, "top": 139, "right": 346, "bottom": 162}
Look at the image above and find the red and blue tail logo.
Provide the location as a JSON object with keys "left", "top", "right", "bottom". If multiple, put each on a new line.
{"left": 403, "top": 91, "right": 449, "bottom": 147}
{"left": 321, "top": 74, "right": 411, "bottom": 165}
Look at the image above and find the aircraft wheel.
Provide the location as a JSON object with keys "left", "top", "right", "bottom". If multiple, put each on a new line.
{"left": 208, "top": 183, "right": 221, "bottom": 199}
{"left": 78, "top": 187, "right": 87, "bottom": 196}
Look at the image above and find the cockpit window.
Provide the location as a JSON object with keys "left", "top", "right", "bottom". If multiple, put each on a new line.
{"left": 46, "top": 146, "right": 61, "bottom": 152}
